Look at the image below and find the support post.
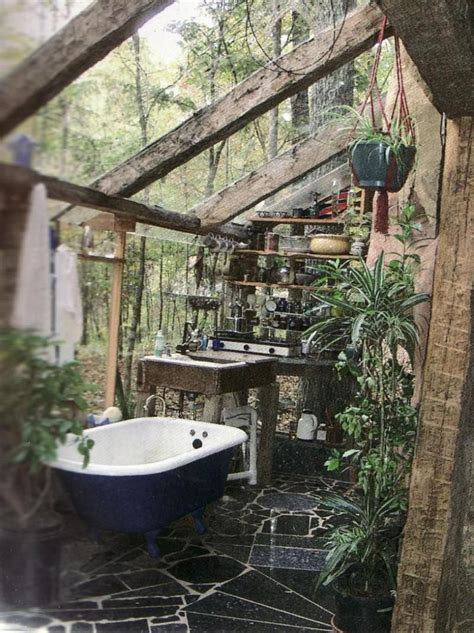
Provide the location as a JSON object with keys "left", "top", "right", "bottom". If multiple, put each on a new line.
{"left": 104, "top": 230, "right": 126, "bottom": 408}
{"left": 392, "top": 117, "right": 473, "bottom": 631}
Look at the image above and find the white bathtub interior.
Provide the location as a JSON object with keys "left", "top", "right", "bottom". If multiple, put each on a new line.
{"left": 49, "top": 417, "right": 247, "bottom": 476}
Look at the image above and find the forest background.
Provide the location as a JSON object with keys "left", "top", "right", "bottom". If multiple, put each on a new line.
{"left": 0, "top": 0, "right": 392, "bottom": 420}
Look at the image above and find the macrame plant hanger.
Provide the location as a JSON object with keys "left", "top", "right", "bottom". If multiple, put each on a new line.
{"left": 352, "top": 17, "right": 415, "bottom": 234}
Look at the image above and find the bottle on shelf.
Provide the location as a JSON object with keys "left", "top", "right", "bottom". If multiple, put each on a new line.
{"left": 154, "top": 330, "right": 166, "bottom": 357}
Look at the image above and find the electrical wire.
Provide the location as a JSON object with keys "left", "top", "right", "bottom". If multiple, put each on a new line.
{"left": 243, "top": 0, "right": 350, "bottom": 77}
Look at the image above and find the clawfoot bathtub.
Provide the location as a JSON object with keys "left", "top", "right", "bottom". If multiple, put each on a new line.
{"left": 48, "top": 417, "right": 247, "bottom": 557}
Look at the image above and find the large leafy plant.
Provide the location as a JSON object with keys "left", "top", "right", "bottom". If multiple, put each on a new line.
{"left": 308, "top": 205, "right": 429, "bottom": 594}
{"left": 0, "top": 329, "right": 94, "bottom": 528}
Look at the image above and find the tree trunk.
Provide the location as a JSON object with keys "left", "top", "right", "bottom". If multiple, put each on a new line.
{"left": 123, "top": 33, "right": 149, "bottom": 398}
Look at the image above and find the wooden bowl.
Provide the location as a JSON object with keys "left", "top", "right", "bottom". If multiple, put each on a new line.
{"left": 309, "top": 234, "right": 350, "bottom": 255}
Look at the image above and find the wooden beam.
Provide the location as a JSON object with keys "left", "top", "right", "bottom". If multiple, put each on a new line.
{"left": 243, "top": 163, "right": 351, "bottom": 220}
{"left": 0, "top": 163, "right": 200, "bottom": 233}
{"left": 104, "top": 230, "right": 126, "bottom": 408}
{"left": 392, "top": 117, "right": 473, "bottom": 630}
{"left": 377, "top": 0, "right": 473, "bottom": 117}
{"left": 0, "top": 0, "right": 175, "bottom": 137}
{"left": 90, "top": 4, "right": 389, "bottom": 197}
{"left": 192, "top": 123, "right": 347, "bottom": 228}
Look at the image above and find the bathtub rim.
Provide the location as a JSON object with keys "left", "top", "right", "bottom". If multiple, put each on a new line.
{"left": 46, "top": 416, "right": 247, "bottom": 477}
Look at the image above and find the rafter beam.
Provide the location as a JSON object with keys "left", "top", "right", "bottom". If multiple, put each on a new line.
{"left": 244, "top": 163, "right": 351, "bottom": 220}
{"left": 377, "top": 0, "right": 473, "bottom": 117}
{"left": 192, "top": 124, "right": 347, "bottom": 228}
{"left": 90, "top": 4, "right": 389, "bottom": 197}
{"left": 0, "top": 163, "right": 199, "bottom": 233}
{"left": 0, "top": 0, "right": 174, "bottom": 137}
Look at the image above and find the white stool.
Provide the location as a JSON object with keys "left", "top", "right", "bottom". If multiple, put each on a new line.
{"left": 221, "top": 405, "right": 258, "bottom": 485}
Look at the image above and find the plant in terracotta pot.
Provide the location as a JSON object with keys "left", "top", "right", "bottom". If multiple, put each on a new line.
{"left": 0, "top": 328, "right": 94, "bottom": 608}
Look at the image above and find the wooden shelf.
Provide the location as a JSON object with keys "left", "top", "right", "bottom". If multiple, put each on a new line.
{"left": 235, "top": 249, "right": 358, "bottom": 260}
{"left": 227, "top": 280, "right": 331, "bottom": 292}
{"left": 78, "top": 253, "right": 124, "bottom": 264}
{"left": 249, "top": 216, "right": 344, "bottom": 225}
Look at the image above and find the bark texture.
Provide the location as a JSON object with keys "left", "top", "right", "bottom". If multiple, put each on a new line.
{"left": 90, "top": 4, "right": 388, "bottom": 197}
{"left": 377, "top": 0, "right": 473, "bottom": 117}
{"left": 0, "top": 0, "right": 175, "bottom": 137}
{"left": 392, "top": 117, "right": 473, "bottom": 632}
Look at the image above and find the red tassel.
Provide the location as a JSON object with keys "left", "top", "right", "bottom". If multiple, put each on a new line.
{"left": 375, "top": 190, "right": 389, "bottom": 234}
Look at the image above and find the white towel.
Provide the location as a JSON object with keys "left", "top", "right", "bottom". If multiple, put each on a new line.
{"left": 11, "top": 184, "right": 52, "bottom": 339}
{"left": 55, "top": 245, "right": 83, "bottom": 364}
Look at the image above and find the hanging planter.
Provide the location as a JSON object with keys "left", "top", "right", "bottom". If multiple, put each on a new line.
{"left": 350, "top": 139, "right": 416, "bottom": 192}
{"left": 345, "top": 19, "right": 416, "bottom": 233}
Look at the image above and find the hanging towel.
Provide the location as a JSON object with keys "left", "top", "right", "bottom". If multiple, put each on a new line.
{"left": 11, "top": 184, "right": 52, "bottom": 339}
{"left": 55, "top": 245, "right": 83, "bottom": 364}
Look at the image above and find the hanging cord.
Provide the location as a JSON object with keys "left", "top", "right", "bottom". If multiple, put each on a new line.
{"left": 350, "top": 17, "right": 414, "bottom": 234}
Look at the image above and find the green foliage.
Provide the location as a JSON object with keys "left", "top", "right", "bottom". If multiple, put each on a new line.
{"left": 0, "top": 328, "right": 95, "bottom": 526}
{"left": 308, "top": 207, "right": 429, "bottom": 593}
{"left": 316, "top": 481, "right": 404, "bottom": 594}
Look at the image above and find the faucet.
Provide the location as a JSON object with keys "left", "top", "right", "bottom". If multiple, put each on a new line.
{"left": 144, "top": 394, "right": 167, "bottom": 416}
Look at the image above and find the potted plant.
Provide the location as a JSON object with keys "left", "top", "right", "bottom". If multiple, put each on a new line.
{"left": 306, "top": 207, "right": 428, "bottom": 630}
{"left": 348, "top": 110, "right": 416, "bottom": 193}
{"left": 0, "top": 328, "right": 94, "bottom": 608}
{"left": 316, "top": 479, "right": 404, "bottom": 632}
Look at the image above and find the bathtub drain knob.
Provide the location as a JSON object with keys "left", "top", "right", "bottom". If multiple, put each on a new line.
{"left": 202, "top": 431, "right": 208, "bottom": 438}
{"left": 193, "top": 439, "right": 203, "bottom": 449}
{"left": 190, "top": 429, "right": 196, "bottom": 436}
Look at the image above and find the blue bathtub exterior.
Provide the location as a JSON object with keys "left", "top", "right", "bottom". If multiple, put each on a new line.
{"left": 54, "top": 447, "right": 234, "bottom": 556}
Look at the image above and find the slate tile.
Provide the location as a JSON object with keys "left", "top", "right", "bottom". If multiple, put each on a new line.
{"left": 114, "top": 581, "right": 187, "bottom": 599}
{"left": 44, "top": 607, "right": 178, "bottom": 622}
{"left": 102, "top": 597, "right": 182, "bottom": 609}
{"left": 186, "top": 612, "right": 326, "bottom": 632}
{"left": 166, "top": 546, "right": 210, "bottom": 563}
{"left": 261, "top": 514, "right": 311, "bottom": 535}
{"left": 96, "top": 619, "right": 150, "bottom": 633}
{"left": 255, "top": 533, "right": 326, "bottom": 549}
{"left": 48, "top": 627, "right": 66, "bottom": 633}
{"left": 260, "top": 568, "right": 336, "bottom": 612}
{"left": 72, "top": 574, "right": 128, "bottom": 598}
{"left": 169, "top": 555, "right": 244, "bottom": 585}
{"left": 150, "top": 624, "right": 188, "bottom": 633}
{"left": 211, "top": 543, "right": 251, "bottom": 564}
{"left": 220, "top": 569, "right": 332, "bottom": 625}
{"left": 119, "top": 569, "right": 172, "bottom": 589}
{"left": 71, "top": 623, "right": 94, "bottom": 633}
{"left": 250, "top": 544, "right": 327, "bottom": 571}
{"left": 185, "top": 591, "right": 324, "bottom": 629}
{"left": 260, "top": 492, "right": 319, "bottom": 512}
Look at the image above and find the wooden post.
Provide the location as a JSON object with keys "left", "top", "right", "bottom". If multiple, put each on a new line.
{"left": 392, "top": 117, "right": 473, "bottom": 631}
{"left": 104, "top": 230, "right": 126, "bottom": 408}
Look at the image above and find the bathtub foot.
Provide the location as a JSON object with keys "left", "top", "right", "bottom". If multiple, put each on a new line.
{"left": 192, "top": 507, "right": 207, "bottom": 535}
{"left": 145, "top": 531, "right": 161, "bottom": 558}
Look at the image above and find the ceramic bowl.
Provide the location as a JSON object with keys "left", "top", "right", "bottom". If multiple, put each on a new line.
{"left": 309, "top": 234, "right": 350, "bottom": 255}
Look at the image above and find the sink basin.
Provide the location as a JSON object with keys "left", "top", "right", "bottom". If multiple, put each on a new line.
{"left": 138, "top": 354, "right": 275, "bottom": 396}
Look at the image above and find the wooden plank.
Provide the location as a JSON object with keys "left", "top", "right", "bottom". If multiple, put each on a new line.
{"left": 248, "top": 217, "right": 344, "bottom": 225}
{"left": 378, "top": 0, "right": 473, "bottom": 117}
{"left": 104, "top": 231, "right": 127, "bottom": 407}
{"left": 78, "top": 253, "right": 123, "bottom": 264}
{"left": 233, "top": 251, "right": 356, "bottom": 260}
{"left": 192, "top": 123, "right": 347, "bottom": 227}
{"left": 257, "top": 382, "right": 280, "bottom": 485}
{"left": 0, "top": 0, "right": 175, "bottom": 137}
{"left": 246, "top": 163, "right": 351, "bottom": 219}
{"left": 90, "top": 4, "right": 389, "bottom": 196}
{"left": 392, "top": 117, "right": 473, "bottom": 630}
{"left": 0, "top": 162, "right": 200, "bottom": 233}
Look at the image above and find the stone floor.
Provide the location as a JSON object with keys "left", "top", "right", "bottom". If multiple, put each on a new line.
{"left": 1, "top": 473, "right": 347, "bottom": 633}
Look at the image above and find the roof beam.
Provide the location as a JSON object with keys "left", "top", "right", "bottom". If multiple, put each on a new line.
{"left": 91, "top": 4, "right": 389, "bottom": 197}
{"left": 377, "top": 0, "right": 473, "bottom": 117}
{"left": 0, "top": 0, "right": 175, "bottom": 137}
{"left": 245, "top": 163, "right": 351, "bottom": 220}
{"left": 0, "top": 163, "right": 199, "bottom": 233}
{"left": 192, "top": 123, "right": 347, "bottom": 228}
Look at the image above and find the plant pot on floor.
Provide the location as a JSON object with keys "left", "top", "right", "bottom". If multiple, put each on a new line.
{"left": 332, "top": 588, "right": 394, "bottom": 633}
{"left": 0, "top": 514, "right": 63, "bottom": 609}
{"left": 350, "top": 140, "right": 416, "bottom": 192}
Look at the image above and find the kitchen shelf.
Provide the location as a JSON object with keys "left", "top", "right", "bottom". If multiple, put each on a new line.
{"left": 249, "top": 217, "right": 344, "bottom": 225}
{"left": 227, "top": 280, "right": 331, "bottom": 291}
{"left": 235, "top": 249, "right": 358, "bottom": 260}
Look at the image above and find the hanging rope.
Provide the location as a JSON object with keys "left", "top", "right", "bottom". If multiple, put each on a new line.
{"left": 350, "top": 17, "right": 414, "bottom": 234}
